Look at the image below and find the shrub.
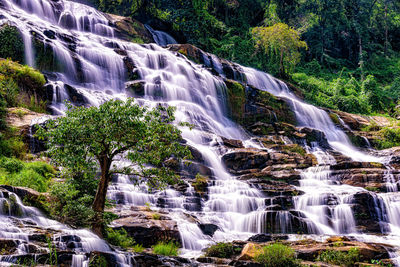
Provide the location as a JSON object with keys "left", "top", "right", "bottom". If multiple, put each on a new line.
{"left": 132, "top": 243, "right": 144, "bottom": 253}
{"left": 0, "top": 25, "right": 24, "bottom": 63}
{"left": 204, "top": 242, "right": 240, "bottom": 258}
{"left": 193, "top": 174, "right": 208, "bottom": 193}
{"left": 254, "top": 243, "right": 299, "bottom": 267}
{"left": 316, "top": 248, "right": 360, "bottom": 267}
{"left": 152, "top": 241, "right": 179, "bottom": 256}
{"left": 9, "top": 169, "right": 50, "bottom": 192}
{"left": 0, "top": 158, "right": 54, "bottom": 192}
{"left": 47, "top": 181, "right": 95, "bottom": 227}
{"left": 377, "top": 127, "right": 400, "bottom": 149}
{"left": 105, "top": 228, "right": 134, "bottom": 249}
{"left": 0, "top": 157, "right": 24, "bottom": 173}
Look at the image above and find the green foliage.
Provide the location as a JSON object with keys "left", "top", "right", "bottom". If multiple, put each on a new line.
{"left": 0, "top": 59, "right": 47, "bottom": 114}
{"left": 89, "top": 254, "right": 108, "bottom": 267}
{"left": 254, "top": 243, "right": 299, "bottom": 267}
{"left": 37, "top": 99, "right": 191, "bottom": 190}
{"left": 204, "top": 242, "right": 240, "bottom": 258}
{"left": 376, "top": 127, "right": 400, "bottom": 149}
{"left": 152, "top": 213, "right": 161, "bottom": 220}
{"left": 252, "top": 23, "right": 307, "bottom": 76}
{"left": 105, "top": 228, "right": 134, "bottom": 249}
{"left": 192, "top": 173, "right": 208, "bottom": 194}
{"left": 152, "top": 241, "right": 179, "bottom": 256}
{"left": 0, "top": 25, "right": 24, "bottom": 63}
{"left": 316, "top": 248, "right": 360, "bottom": 267}
{"left": 0, "top": 157, "right": 54, "bottom": 192}
{"left": 47, "top": 178, "right": 96, "bottom": 227}
{"left": 37, "top": 99, "right": 191, "bottom": 233}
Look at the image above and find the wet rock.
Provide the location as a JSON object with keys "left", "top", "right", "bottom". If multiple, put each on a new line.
{"left": 221, "top": 136, "right": 244, "bottom": 148}
{"left": 43, "top": 29, "right": 56, "bottom": 39}
{"left": 106, "top": 14, "right": 153, "bottom": 43}
{"left": 181, "top": 161, "right": 213, "bottom": 178}
{"left": 111, "top": 214, "right": 181, "bottom": 247}
{"left": 168, "top": 44, "right": 205, "bottom": 65}
{"left": 291, "top": 239, "right": 390, "bottom": 263}
{"left": 0, "top": 239, "right": 18, "bottom": 255}
{"left": 126, "top": 80, "right": 145, "bottom": 96}
{"left": 222, "top": 149, "right": 269, "bottom": 173}
{"left": 198, "top": 223, "right": 219, "bottom": 237}
{"left": 331, "top": 161, "right": 385, "bottom": 170}
{"left": 64, "top": 84, "right": 88, "bottom": 106}
{"left": 238, "top": 243, "right": 262, "bottom": 261}
{"left": 352, "top": 192, "right": 387, "bottom": 233}
{"left": 186, "top": 145, "right": 205, "bottom": 164}
{"left": 5, "top": 108, "right": 47, "bottom": 147}
{"left": 59, "top": 13, "right": 77, "bottom": 29}
{"left": 247, "top": 234, "right": 289, "bottom": 243}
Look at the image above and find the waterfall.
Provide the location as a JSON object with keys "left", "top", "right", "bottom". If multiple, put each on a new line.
{"left": 145, "top": 25, "right": 177, "bottom": 47}
{"left": 1, "top": 0, "right": 400, "bottom": 265}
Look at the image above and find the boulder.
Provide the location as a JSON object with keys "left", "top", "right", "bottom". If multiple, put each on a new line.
{"left": 168, "top": 44, "right": 206, "bottom": 65}
{"left": 105, "top": 14, "right": 153, "bottom": 43}
{"left": 111, "top": 212, "right": 181, "bottom": 247}
{"left": 222, "top": 149, "right": 269, "bottom": 173}
{"left": 221, "top": 136, "right": 244, "bottom": 148}
{"left": 238, "top": 243, "right": 262, "bottom": 261}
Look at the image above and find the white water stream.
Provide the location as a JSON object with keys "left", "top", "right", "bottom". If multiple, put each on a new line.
{"left": 1, "top": 0, "right": 400, "bottom": 265}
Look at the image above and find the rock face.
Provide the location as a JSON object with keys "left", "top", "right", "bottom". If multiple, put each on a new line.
{"left": 105, "top": 13, "right": 154, "bottom": 43}
{"left": 110, "top": 208, "right": 181, "bottom": 247}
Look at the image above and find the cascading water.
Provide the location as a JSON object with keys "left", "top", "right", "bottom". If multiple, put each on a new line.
{"left": 242, "top": 67, "right": 400, "bottom": 264}
{"left": 0, "top": 0, "right": 285, "bottom": 262}
{"left": 145, "top": 24, "right": 177, "bottom": 47}
{"left": 1, "top": 0, "right": 400, "bottom": 265}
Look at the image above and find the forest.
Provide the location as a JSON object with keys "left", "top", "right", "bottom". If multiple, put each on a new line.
{"left": 88, "top": 0, "right": 400, "bottom": 115}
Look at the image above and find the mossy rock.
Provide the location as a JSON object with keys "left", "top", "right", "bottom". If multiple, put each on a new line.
{"left": 0, "top": 58, "right": 48, "bottom": 111}
{"left": 225, "top": 79, "right": 246, "bottom": 122}
{"left": 193, "top": 174, "right": 209, "bottom": 194}
{"left": 0, "top": 24, "right": 24, "bottom": 63}
{"left": 168, "top": 44, "right": 204, "bottom": 65}
{"left": 33, "top": 39, "right": 58, "bottom": 72}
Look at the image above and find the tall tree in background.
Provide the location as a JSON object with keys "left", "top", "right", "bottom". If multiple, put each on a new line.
{"left": 252, "top": 23, "right": 307, "bottom": 77}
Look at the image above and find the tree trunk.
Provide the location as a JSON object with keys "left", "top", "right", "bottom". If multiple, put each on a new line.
{"left": 92, "top": 155, "right": 111, "bottom": 237}
{"left": 359, "top": 36, "right": 364, "bottom": 82}
{"left": 384, "top": 0, "right": 389, "bottom": 57}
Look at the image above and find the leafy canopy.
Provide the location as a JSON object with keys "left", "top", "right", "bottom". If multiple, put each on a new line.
{"left": 37, "top": 98, "right": 191, "bottom": 189}
{"left": 252, "top": 23, "right": 308, "bottom": 76}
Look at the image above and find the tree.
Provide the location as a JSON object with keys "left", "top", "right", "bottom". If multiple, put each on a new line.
{"left": 37, "top": 99, "right": 191, "bottom": 236}
{"left": 252, "top": 23, "right": 307, "bottom": 77}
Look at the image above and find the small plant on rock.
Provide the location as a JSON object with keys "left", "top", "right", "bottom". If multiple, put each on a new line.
{"left": 316, "top": 248, "right": 360, "bottom": 267}
{"left": 204, "top": 242, "right": 241, "bottom": 258}
{"left": 152, "top": 241, "right": 179, "bottom": 256}
{"left": 254, "top": 243, "right": 300, "bottom": 267}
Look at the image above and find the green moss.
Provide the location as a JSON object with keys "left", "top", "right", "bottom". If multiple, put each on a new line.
{"left": 204, "top": 242, "right": 241, "bottom": 258}
{"left": 0, "top": 58, "right": 47, "bottom": 113}
{"left": 0, "top": 25, "right": 24, "bottom": 63}
{"left": 282, "top": 144, "right": 306, "bottom": 156}
{"left": 193, "top": 173, "right": 208, "bottom": 194}
{"left": 152, "top": 213, "right": 161, "bottom": 220}
{"left": 225, "top": 79, "right": 246, "bottom": 122}
{"left": 329, "top": 113, "right": 341, "bottom": 125}
{"left": 33, "top": 39, "right": 57, "bottom": 72}
{"left": 365, "top": 186, "right": 381, "bottom": 192}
